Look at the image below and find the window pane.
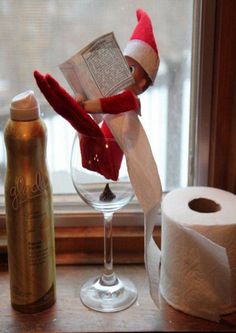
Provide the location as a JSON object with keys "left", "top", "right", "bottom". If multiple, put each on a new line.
{"left": 0, "top": 0, "right": 193, "bottom": 194}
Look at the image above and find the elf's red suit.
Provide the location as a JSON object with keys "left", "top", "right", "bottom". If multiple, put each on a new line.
{"left": 34, "top": 8, "right": 159, "bottom": 181}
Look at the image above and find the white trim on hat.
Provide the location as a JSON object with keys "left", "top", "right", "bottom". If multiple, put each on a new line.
{"left": 124, "top": 39, "right": 159, "bottom": 83}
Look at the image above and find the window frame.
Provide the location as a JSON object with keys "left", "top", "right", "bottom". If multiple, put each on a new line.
{"left": 189, "top": 0, "right": 216, "bottom": 186}
{"left": 190, "top": 0, "right": 236, "bottom": 192}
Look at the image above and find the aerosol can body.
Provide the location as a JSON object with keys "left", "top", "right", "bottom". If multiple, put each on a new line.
{"left": 4, "top": 90, "right": 56, "bottom": 313}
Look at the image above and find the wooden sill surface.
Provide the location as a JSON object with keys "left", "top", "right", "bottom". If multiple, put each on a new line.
{"left": 0, "top": 226, "right": 162, "bottom": 265}
{"left": 1, "top": 265, "right": 236, "bottom": 332}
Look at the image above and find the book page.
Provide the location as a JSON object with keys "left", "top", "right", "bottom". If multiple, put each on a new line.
{"left": 59, "top": 32, "right": 134, "bottom": 99}
{"left": 60, "top": 53, "right": 102, "bottom": 99}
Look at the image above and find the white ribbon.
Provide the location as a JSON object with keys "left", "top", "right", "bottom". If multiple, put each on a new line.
{"left": 105, "top": 110, "right": 162, "bottom": 306}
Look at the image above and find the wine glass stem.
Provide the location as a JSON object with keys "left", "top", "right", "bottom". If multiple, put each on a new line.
{"left": 102, "top": 212, "right": 116, "bottom": 285}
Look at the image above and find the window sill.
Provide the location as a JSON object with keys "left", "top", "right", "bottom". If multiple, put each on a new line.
{"left": 1, "top": 264, "right": 236, "bottom": 332}
{"left": 0, "top": 224, "right": 161, "bottom": 265}
{"left": 0, "top": 194, "right": 162, "bottom": 265}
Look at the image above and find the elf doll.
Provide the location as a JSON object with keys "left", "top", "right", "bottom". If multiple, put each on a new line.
{"left": 34, "top": 8, "right": 159, "bottom": 181}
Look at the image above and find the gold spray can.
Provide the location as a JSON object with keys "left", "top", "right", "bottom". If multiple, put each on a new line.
{"left": 4, "top": 90, "right": 56, "bottom": 313}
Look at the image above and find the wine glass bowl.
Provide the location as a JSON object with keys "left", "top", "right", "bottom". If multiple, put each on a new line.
{"left": 71, "top": 133, "right": 137, "bottom": 312}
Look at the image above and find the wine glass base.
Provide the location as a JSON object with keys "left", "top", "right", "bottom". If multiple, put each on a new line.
{"left": 80, "top": 274, "right": 138, "bottom": 312}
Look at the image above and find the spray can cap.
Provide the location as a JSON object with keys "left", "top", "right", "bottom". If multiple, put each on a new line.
{"left": 10, "top": 90, "right": 40, "bottom": 121}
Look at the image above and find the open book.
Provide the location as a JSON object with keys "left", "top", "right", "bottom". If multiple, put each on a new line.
{"left": 59, "top": 32, "right": 134, "bottom": 100}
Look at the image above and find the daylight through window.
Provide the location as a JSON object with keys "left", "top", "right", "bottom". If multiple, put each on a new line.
{"left": 0, "top": 0, "right": 194, "bottom": 195}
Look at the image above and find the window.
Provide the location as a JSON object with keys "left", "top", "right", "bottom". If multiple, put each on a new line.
{"left": 0, "top": 0, "right": 194, "bottom": 197}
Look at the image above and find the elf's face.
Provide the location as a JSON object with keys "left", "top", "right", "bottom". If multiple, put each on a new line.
{"left": 125, "top": 56, "right": 151, "bottom": 95}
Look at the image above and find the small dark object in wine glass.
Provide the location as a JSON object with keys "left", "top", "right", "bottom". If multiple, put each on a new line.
{"left": 100, "top": 183, "right": 116, "bottom": 202}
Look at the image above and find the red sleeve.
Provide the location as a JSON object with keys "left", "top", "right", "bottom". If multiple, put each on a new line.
{"left": 100, "top": 90, "right": 140, "bottom": 114}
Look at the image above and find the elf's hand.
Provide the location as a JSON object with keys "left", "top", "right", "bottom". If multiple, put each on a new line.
{"left": 83, "top": 99, "right": 103, "bottom": 113}
{"left": 75, "top": 93, "right": 86, "bottom": 105}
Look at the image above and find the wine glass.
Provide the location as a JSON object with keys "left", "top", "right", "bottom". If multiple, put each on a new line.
{"left": 70, "top": 132, "right": 137, "bottom": 312}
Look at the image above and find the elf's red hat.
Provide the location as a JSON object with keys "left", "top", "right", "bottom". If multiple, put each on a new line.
{"left": 124, "top": 8, "right": 159, "bottom": 84}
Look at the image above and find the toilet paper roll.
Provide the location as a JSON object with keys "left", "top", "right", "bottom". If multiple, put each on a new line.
{"left": 161, "top": 186, "right": 236, "bottom": 322}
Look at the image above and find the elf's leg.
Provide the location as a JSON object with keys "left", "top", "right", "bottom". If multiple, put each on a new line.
{"left": 34, "top": 71, "right": 120, "bottom": 180}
